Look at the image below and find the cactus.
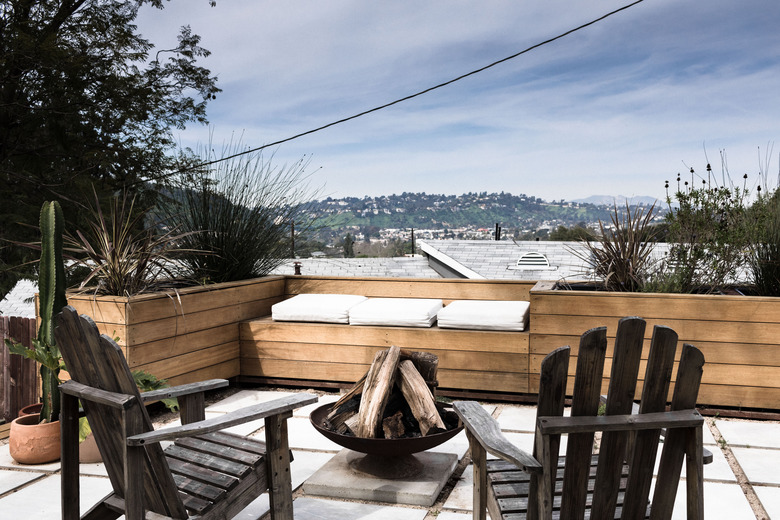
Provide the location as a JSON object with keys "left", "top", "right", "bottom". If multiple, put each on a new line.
{"left": 8, "top": 201, "right": 66, "bottom": 423}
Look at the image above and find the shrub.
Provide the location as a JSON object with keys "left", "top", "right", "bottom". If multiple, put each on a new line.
{"left": 655, "top": 163, "right": 753, "bottom": 293}
{"left": 158, "top": 143, "right": 321, "bottom": 283}
{"left": 748, "top": 191, "right": 780, "bottom": 296}
{"left": 570, "top": 202, "right": 658, "bottom": 292}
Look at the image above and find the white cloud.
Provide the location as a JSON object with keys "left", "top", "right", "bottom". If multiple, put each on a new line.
{"left": 138, "top": 0, "right": 780, "bottom": 201}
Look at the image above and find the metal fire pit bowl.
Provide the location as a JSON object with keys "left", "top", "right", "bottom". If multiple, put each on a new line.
{"left": 309, "top": 402, "right": 463, "bottom": 457}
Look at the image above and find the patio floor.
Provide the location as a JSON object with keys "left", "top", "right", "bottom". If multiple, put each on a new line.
{"left": 1, "top": 388, "right": 777, "bottom": 519}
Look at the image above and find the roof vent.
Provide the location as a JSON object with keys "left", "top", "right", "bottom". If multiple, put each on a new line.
{"left": 515, "top": 251, "right": 550, "bottom": 269}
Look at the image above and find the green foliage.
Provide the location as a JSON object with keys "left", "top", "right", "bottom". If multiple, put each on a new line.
{"left": 157, "top": 143, "right": 321, "bottom": 283}
{"left": 6, "top": 201, "right": 66, "bottom": 423}
{"left": 342, "top": 233, "right": 355, "bottom": 258}
{"left": 0, "top": 0, "right": 218, "bottom": 299}
{"left": 132, "top": 370, "right": 179, "bottom": 413}
{"left": 65, "top": 190, "right": 195, "bottom": 296}
{"left": 571, "top": 203, "right": 658, "bottom": 292}
{"left": 549, "top": 223, "right": 596, "bottom": 241}
{"left": 656, "top": 166, "right": 753, "bottom": 293}
{"left": 748, "top": 191, "right": 780, "bottom": 296}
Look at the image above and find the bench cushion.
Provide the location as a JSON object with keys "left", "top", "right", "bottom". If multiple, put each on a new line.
{"left": 437, "top": 300, "right": 530, "bottom": 331}
{"left": 271, "top": 293, "right": 367, "bottom": 324}
{"left": 348, "top": 298, "right": 443, "bottom": 327}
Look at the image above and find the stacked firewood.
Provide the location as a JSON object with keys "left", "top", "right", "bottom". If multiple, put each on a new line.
{"left": 322, "top": 346, "right": 458, "bottom": 439}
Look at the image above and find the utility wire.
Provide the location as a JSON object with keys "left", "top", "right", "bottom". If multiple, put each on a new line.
{"left": 164, "top": 0, "right": 644, "bottom": 179}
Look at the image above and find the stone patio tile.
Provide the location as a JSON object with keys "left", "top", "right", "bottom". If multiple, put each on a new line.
{"left": 442, "top": 464, "right": 474, "bottom": 511}
{"left": 754, "top": 484, "right": 780, "bottom": 519}
{"left": 294, "top": 393, "right": 339, "bottom": 418}
{"left": 429, "top": 429, "right": 470, "bottom": 459}
{"left": 77, "top": 461, "right": 108, "bottom": 477}
{"left": 0, "top": 443, "right": 60, "bottom": 472}
{"left": 665, "top": 480, "right": 754, "bottom": 519}
{"left": 496, "top": 405, "right": 570, "bottom": 432}
{"left": 292, "top": 496, "right": 428, "bottom": 520}
{"left": 231, "top": 450, "right": 335, "bottom": 520}
{"left": 654, "top": 443, "right": 736, "bottom": 481}
{"left": 272, "top": 416, "right": 341, "bottom": 452}
{"left": 0, "top": 473, "right": 112, "bottom": 517}
{"left": 0, "top": 469, "right": 47, "bottom": 495}
{"left": 437, "top": 512, "right": 472, "bottom": 520}
{"left": 716, "top": 420, "right": 780, "bottom": 448}
{"left": 730, "top": 447, "right": 780, "bottom": 485}
{"left": 204, "top": 389, "right": 296, "bottom": 413}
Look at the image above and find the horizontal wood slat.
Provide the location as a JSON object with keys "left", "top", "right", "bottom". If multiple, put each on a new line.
{"left": 285, "top": 276, "right": 536, "bottom": 301}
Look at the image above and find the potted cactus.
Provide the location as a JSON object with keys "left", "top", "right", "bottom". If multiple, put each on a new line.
{"left": 6, "top": 201, "right": 66, "bottom": 464}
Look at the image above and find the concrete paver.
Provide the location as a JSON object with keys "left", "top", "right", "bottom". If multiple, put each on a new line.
{"left": 716, "top": 419, "right": 780, "bottom": 448}
{"left": 754, "top": 485, "right": 780, "bottom": 519}
{"left": 730, "top": 447, "right": 780, "bottom": 485}
{"left": 0, "top": 388, "right": 775, "bottom": 519}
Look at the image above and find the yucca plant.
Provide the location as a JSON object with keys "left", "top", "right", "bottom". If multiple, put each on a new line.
{"left": 571, "top": 202, "right": 658, "bottom": 292}
{"left": 158, "top": 142, "right": 321, "bottom": 283}
{"left": 66, "top": 189, "right": 195, "bottom": 296}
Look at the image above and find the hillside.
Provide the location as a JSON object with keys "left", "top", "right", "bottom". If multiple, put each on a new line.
{"left": 307, "top": 192, "right": 664, "bottom": 241}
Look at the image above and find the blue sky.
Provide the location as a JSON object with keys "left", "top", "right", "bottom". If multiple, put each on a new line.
{"left": 136, "top": 0, "right": 780, "bottom": 202}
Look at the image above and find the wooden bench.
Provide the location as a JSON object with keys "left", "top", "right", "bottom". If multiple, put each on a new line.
{"left": 239, "top": 316, "right": 531, "bottom": 394}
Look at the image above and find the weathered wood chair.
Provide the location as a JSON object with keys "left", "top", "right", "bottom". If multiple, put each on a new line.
{"left": 454, "top": 316, "right": 707, "bottom": 520}
{"left": 54, "top": 305, "right": 317, "bottom": 520}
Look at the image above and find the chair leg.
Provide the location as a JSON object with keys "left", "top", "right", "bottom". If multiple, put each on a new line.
{"left": 61, "top": 391, "right": 80, "bottom": 520}
{"left": 465, "top": 430, "right": 488, "bottom": 520}
{"left": 685, "top": 426, "right": 705, "bottom": 520}
{"left": 265, "top": 412, "right": 294, "bottom": 520}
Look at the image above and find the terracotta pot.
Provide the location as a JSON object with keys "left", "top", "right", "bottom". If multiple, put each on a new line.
{"left": 9, "top": 414, "right": 61, "bottom": 465}
{"left": 18, "top": 403, "right": 43, "bottom": 418}
{"left": 79, "top": 433, "right": 102, "bottom": 463}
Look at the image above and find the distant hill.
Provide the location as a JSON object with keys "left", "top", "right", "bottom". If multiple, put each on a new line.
{"left": 571, "top": 195, "right": 661, "bottom": 206}
{"left": 308, "top": 192, "right": 668, "bottom": 242}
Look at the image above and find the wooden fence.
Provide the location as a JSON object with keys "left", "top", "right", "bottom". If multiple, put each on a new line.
{"left": 0, "top": 316, "right": 38, "bottom": 430}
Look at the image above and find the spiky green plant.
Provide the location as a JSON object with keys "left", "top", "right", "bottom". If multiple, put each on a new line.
{"left": 6, "top": 201, "right": 66, "bottom": 423}
{"left": 66, "top": 189, "right": 195, "bottom": 295}
{"left": 158, "top": 143, "right": 321, "bottom": 283}
{"left": 571, "top": 203, "right": 658, "bottom": 292}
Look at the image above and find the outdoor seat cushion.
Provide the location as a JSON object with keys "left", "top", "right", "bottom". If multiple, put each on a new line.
{"left": 348, "top": 298, "right": 443, "bottom": 327}
{"left": 437, "top": 300, "right": 530, "bottom": 331}
{"left": 271, "top": 293, "right": 367, "bottom": 324}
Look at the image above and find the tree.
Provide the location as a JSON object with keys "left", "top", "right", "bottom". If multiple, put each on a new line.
{"left": 342, "top": 233, "right": 355, "bottom": 258}
{"left": 0, "top": 0, "right": 219, "bottom": 298}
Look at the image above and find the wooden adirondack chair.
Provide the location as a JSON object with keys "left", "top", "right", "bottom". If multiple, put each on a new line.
{"left": 454, "top": 316, "right": 707, "bottom": 520}
{"left": 54, "top": 305, "right": 317, "bottom": 520}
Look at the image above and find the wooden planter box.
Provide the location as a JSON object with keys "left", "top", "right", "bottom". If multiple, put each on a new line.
{"left": 240, "top": 276, "right": 536, "bottom": 394}
{"left": 529, "top": 281, "right": 780, "bottom": 410}
{"left": 66, "top": 276, "right": 287, "bottom": 386}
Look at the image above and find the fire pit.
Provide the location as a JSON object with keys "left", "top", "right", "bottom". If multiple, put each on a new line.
{"left": 309, "top": 346, "right": 463, "bottom": 480}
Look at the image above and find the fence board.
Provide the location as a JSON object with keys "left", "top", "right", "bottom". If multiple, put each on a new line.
{"left": 0, "top": 316, "right": 38, "bottom": 425}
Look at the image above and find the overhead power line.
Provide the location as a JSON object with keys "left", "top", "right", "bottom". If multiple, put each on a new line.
{"left": 166, "top": 0, "right": 645, "bottom": 179}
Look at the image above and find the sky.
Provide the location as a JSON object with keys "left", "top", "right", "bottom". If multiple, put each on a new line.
{"left": 136, "top": 0, "right": 780, "bottom": 203}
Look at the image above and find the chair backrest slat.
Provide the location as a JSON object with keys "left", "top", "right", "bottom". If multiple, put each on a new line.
{"left": 591, "top": 317, "right": 646, "bottom": 519}
{"left": 559, "top": 327, "right": 607, "bottom": 520}
{"left": 528, "top": 345, "right": 570, "bottom": 520}
{"left": 55, "top": 306, "right": 188, "bottom": 519}
{"left": 621, "top": 325, "right": 679, "bottom": 519}
{"left": 650, "top": 344, "right": 705, "bottom": 519}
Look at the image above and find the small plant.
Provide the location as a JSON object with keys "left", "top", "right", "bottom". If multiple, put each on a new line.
{"left": 66, "top": 188, "right": 195, "bottom": 296}
{"left": 570, "top": 202, "right": 658, "bottom": 292}
{"left": 6, "top": 201, "right": 66, "bottom": 423}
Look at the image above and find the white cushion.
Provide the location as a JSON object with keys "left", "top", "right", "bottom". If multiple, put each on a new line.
{"left": 271, "top": 294, "right": 367, "bottom": 324}
{"left": 437, "top": 300, "right": 530, "bottom": 331}
{"left": 348, "top": 298, "right": 443, "bottom": 328}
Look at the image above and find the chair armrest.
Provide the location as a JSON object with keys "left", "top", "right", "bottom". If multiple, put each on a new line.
{"left": 454, "top": 401, "right": 542, "bottom": 474}
{"left": 127, "top": 392, "right": 318, "bottom": 446}
{"left": 139, "top": 379, "right": 229, "bottom": 403}
{"left": 60, "top": 380, "right": 136, "bottom": 409}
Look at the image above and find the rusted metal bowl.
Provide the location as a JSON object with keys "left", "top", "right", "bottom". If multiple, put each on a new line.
{"left": 309, "top": 402, "right": 463, "bottom": 457}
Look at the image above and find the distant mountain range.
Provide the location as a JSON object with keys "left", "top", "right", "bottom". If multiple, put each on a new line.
{"left": 570, "top": 195, "right": 661, "bottom": 206}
